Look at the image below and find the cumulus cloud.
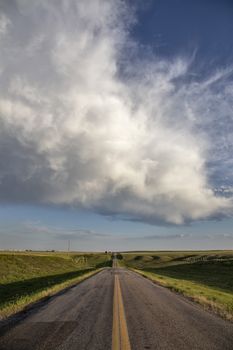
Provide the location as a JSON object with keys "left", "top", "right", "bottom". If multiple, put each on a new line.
{"left": 0, "top": 0, "right": 232, "bottom": 224}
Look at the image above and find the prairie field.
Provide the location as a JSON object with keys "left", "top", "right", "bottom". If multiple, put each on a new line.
{"left": 120, "top": 251, "right": 233, "bottom": 320}
{"left": 1, "top": 250, "right": 232, "bottom": 322}
{"left": 0, "top": 251, "right": 112, "bottom": 318}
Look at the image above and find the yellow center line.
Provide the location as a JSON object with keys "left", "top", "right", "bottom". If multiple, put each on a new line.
{"left": 112, "top": 267, "right": 131, "bottom": 350}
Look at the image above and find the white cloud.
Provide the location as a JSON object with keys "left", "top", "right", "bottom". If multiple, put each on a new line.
{"left": 0, "top": 0, "right": 232, "bottom": 224}
{"left": 0, "top": 13, "right": 10, "bottom": 36}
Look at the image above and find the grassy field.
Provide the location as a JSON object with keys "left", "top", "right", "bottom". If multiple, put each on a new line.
{"left": 120, "top": 251, "right": 233, "bottom": 321}
{"left": 0, "top": 251, "right": 112, "bottom": 318}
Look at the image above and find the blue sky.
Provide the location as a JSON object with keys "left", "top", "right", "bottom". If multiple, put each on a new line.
{"left": 132, "top": 0, "right": 233, "bottom": 65}
{"left": 0, "top": 0, "right": 233, "bottom": 251}
{"left": 0, "top": 204, "right": 233, "bottom": 251}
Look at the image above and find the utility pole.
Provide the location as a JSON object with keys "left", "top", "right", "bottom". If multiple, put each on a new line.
{"left": 68, "top": 240, "right": 70, "bottom": 253}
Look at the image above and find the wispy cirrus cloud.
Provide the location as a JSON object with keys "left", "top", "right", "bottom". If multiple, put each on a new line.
{"left": 22, "top": 221, "right": 108, "bottom": 240}
{"left": 0, "top": 0, "right": 232, "bottom": 225}
{"left": 140, "top": 233, "right": 233, "bottom": 240}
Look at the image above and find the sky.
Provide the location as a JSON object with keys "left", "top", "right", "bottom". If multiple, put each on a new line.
{"left": 0, "top": 0, "right": 233, "bottom": 251}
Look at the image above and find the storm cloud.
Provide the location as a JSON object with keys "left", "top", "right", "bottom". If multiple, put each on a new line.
{"left": 0, "top": 0, "right": 232, "bottom": 225}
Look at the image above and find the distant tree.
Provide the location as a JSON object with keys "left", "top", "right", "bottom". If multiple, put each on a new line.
{"left": 116, "top": 253, "right": 123, "bottom": 260}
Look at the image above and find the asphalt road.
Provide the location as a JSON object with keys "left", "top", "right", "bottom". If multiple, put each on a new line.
{"left": 119, "top": 269, "right": 233, "bottom": 350}
{"left": 0, "top": 266, "right": 232, "bottom": 350}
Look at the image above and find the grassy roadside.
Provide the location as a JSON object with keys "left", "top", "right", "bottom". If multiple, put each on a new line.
{"left": 0, "top": 252, "right": 112, "bottom": 319}
{"left": 121, "top": 251, "right": 233, "bottom": 321}
{"left": 0, "top": 268, "right": 101, "bottom": 319}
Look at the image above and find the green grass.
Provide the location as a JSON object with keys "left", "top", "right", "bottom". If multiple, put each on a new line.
{"left": 0, "top": 251, "right": 112, "bottom": 318}
{"left": 121, "top": 251, "right": 233, "bottom": 320}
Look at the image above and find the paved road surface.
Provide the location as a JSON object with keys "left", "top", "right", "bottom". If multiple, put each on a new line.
{"left": 0, "top": 265, "right": 232, "bottom": 350}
